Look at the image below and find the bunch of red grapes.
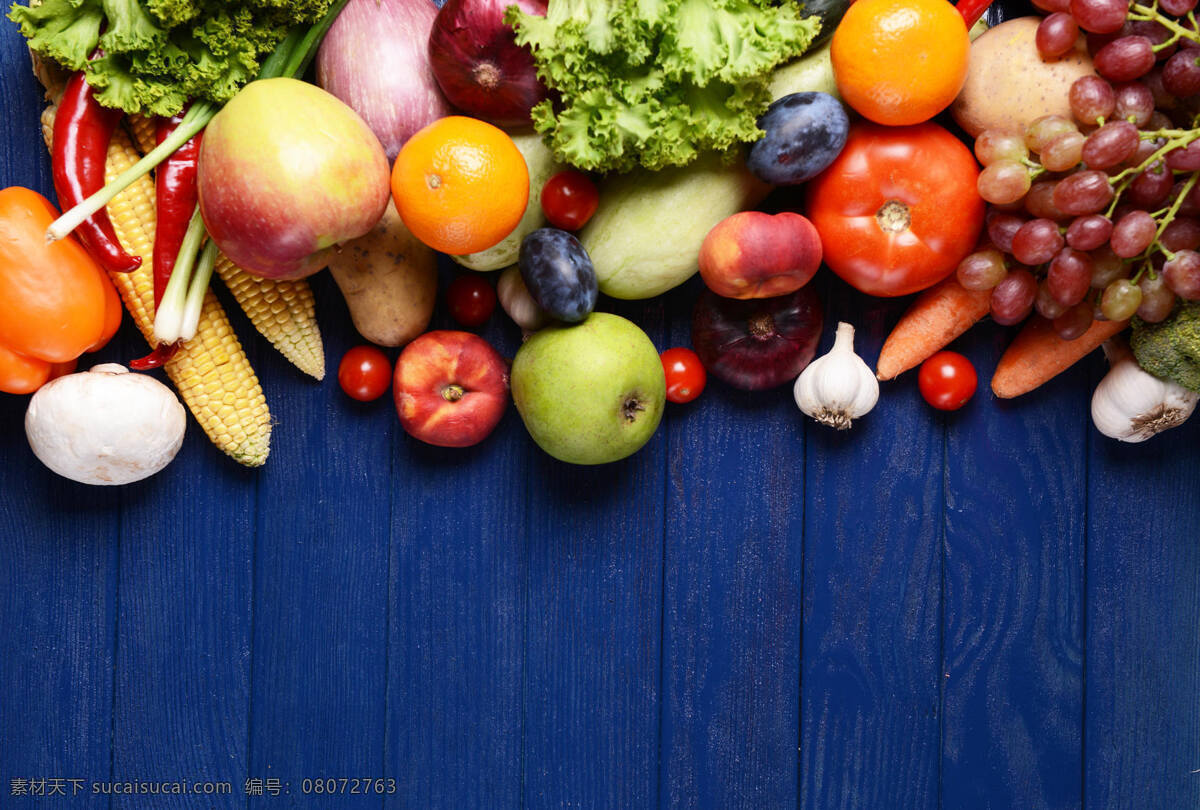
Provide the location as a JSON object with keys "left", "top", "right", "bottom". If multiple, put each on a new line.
{"left": 965, "top": 0, "right": 1200, "bottom": 339}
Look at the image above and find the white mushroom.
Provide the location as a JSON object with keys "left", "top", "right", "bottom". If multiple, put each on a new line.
{"left": 25, "top": 363, "right": 187, "bottom": 486}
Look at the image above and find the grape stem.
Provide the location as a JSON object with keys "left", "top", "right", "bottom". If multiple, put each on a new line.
{"left": 1110, "top": 130, "right": 1198, "bottom": 190}
{"left": 1140, "top": 171, "right": 1199, "bottom": 271}
{"left": 1129, "top": 3, "right": 1200, "bottom": 46}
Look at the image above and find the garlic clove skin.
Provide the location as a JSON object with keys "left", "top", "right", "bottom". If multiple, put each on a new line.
{"left": 497, "top": 265, "right": 550, "bottom": 334}
{"left": 1091, "top": 339, "right": 1199, "bottom": 442}
{"left": 794, "top": 322, "right": 879, "bottom": 430}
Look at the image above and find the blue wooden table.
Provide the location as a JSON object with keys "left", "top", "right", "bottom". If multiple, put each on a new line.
{"left": 2, "top": 10, "right": 1199, "bottom": 809}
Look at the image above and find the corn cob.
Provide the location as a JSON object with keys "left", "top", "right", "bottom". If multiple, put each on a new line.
{"left": 213, "top": 257, "right": 325, "bottom": 378}
{"left": 129, "top": 115, "right": 325, "bottom": 380}
{"left": 125, "top": 113, "right": 156, "bottom": 156}
{"left": 99, "top": 122, "right": 273, "bottom": 466}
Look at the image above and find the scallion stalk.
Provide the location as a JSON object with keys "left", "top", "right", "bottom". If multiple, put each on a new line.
{"left": 153, "top": 209, "right": 208, "bottom": 343}
{"left": 46, "top": 101, "right": 215, "bottom": 244}
{"left": 178, "top": 240, "right": 219, "bottom": 341}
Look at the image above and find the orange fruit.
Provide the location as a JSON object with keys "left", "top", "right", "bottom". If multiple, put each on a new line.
{"left": 831, "top": 0, "right": 970, "bottom": 127}
{"left": 391, "top": 116, "right": 529, "bottom": 255}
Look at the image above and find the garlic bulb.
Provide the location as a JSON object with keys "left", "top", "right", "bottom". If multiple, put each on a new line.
{"left": 497, "top": 265, "right": 549, "bottom": 333}
{"left": 794, "top": 321, "right": 879, "bottom": 429}
{"left": 1091, "top": 338, "right": 1198, "bottom": 442}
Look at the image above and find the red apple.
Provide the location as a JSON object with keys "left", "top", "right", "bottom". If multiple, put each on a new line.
{"left": 698, "top": 211, "right": 822, "bottom": 299}
{"left": 198, "top": 77, "right": 391, "bottom": 280}
{"left": 393, "top": 330, "right": 509, "bottom": 448}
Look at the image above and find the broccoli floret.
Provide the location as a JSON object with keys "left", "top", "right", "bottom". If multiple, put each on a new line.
{"left": 1131, "top": 301, "right": 1200, "bottom": 393}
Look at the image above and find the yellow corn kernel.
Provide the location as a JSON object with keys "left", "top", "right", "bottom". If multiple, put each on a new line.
{"left": 39, "top": 105, "right": 54, "bottom": 153}
{"left": 127, "top": 113, "right": 157, "bottom": 155}
{"left": 215, "top": 257, "right": 325, "bottom": 380}
{"left": 101, "top": 125, "right": 272, "bottom": 466}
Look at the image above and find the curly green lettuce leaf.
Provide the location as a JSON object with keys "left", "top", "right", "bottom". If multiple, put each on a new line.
{"left": 510, "top": 0, "right": 820, "bottom": 173}
{"left": 85, "top": 49, "right": 187, "bottom": 115}
{"left": 10, "top": 0, "right": 332, "bottom": 115}
{"left": 97, "top": 0, "right": 165, "bottom": 53}
{"left": 670, "top": 0, "right": 818, "bottom": 84}
{"left": 8, "top": 0, "right": 104, "bottom": 70}
{"left": 144, "top": 0, "right": 203, "bottom": 27}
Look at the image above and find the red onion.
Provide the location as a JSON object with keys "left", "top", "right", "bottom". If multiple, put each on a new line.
{"left": 316, "top": 0, "right": 452, "bottom": 160}
{"left": 429, "top": 0, "right": 548, "bottom": 128}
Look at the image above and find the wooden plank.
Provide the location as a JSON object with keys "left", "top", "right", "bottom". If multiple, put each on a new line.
{"left": 109, "top": 290, "right": 259, "bottom": 808}
{"left": 520, "top": 298, "right": 666, "bottom": 810}
{"left": 940, "top": 322, "right": 1088, "bottom": 810}
{"left": 0, "top": 405, "right": 120, "bottom": 810}
{"left": 0, "top": 25, "right": 117, "bottom": 808}
{"left": 658, "top": 279, "right": 805, "bottom": 809}
{"left": 797, "top": 285, "right": 943, "bottom": 810}
{"left": 1085, "top": 411, "right": 1200, "bottom": 810}
{"left": 246, "top": 274, "right": 389, "bottom": 808}
{"left": 385, "top": 270, "right": 527, "bottom": 809}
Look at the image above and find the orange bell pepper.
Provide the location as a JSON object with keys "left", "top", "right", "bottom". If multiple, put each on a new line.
{"left": 0, "top": 186, "right": 120, "bottom": 394}
{"left": 0, "top": 341, "right": 53, "bottom": 394}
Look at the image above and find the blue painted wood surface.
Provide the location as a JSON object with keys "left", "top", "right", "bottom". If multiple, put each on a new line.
{"left": 2, "top": 7, "right": 1199, "bottom": 809}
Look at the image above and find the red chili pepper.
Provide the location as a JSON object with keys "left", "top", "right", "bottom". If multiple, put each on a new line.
{"left": 129, "top": 342, "right": 180, "bottom": 371}
{"left": 152, "top": 111, "right": 203, "bottom": 310}
{"left": 51, "top": 70, "right": 142, "bottom": 274}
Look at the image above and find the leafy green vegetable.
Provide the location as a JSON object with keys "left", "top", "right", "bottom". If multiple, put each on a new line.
{"left": 1131, "top": 302, "right": 1200, "bottom": 393}
{"left": 507, "top": 0, "right": 820, "bottom": 173}
{"left": 9, "top": 0, "right": 333, "bottom": 116}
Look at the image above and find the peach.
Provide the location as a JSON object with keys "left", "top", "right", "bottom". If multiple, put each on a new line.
{"left": 393, "top": 331, "right": 509, "bottom": 448}
{"left": 698, "top": 211, "right": 822, "bottom": 299}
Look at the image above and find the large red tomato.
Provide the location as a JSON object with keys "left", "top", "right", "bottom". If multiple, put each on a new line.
{"left": 806, "top": 121, "right": 985, "bottom": 297}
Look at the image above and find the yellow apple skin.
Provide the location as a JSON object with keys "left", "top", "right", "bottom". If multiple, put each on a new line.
{"left": 198, "top": 77, "right": 391, "bottom": 280}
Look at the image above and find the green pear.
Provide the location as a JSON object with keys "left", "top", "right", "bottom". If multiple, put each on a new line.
{"left": 512, "top": 313, "right": 666, "bottom": 465}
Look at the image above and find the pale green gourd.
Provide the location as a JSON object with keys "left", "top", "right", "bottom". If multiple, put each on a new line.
{"left": 452, "top": 131, "right": 566, "bottom": 272}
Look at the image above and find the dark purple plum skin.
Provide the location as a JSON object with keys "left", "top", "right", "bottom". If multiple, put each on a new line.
{"left": 747, "top": 92, "right": 849, "bottom": 186}
{"left": 691, "top": 286, "right": 824, "bottom": 391}
{"left": 519, "top": 227, "right": 598, "bottom": 323}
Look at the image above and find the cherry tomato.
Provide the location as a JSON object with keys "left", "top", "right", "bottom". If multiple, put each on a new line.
{"left": 661, "top": 347, "right": 707, "bottom": 404}
{"left": 918, "top": 351, "right": 978, "bottom": 411}
{"left": 446, "top": 275, "right": 497, "bottom": 327}
{"left": 338, "top": 345, "right": 392, "bottom": 402}
{"left": 806, "top": 122, "right": 985, "bottom": 297}
{"left": 541, "top": 170, "right": 600, "bottom": 231}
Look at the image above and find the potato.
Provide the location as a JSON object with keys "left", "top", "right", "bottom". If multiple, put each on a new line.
{"left": 951, "top": 16, "right": 1097, "bottom": 137}
{"left": 327, "top": 200, "right": 437, "bottom": 347}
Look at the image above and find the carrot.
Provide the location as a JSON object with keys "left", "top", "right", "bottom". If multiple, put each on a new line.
{"left": 875, "top": 276, "right": 991, "bottom": 380}
{"left": 991, "top": 316, "right": 1130, "bottom": 399}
